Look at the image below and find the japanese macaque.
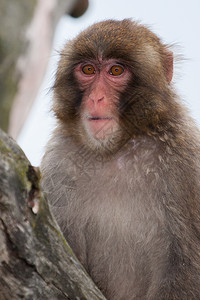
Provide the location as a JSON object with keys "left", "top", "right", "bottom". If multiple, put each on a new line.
{"left": 41, "top": 19, "right": 200, "bottom": 299}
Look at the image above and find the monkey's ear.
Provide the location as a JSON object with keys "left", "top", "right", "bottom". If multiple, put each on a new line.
{"left": 165, "top": 50, "right": 173, "bottom": 83}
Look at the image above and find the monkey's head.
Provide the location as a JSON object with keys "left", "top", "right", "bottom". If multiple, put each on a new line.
{"left": 53, "top": 19, "right": 177, "bottom": 154}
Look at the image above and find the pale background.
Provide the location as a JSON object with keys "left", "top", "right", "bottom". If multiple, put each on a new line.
{"left": 17, "top": 0, "right": 200, "bottom": 166}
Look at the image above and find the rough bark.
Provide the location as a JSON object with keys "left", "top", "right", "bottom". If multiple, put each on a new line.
{"left": 0, "top": 128, "right": 106, "bottom": 300}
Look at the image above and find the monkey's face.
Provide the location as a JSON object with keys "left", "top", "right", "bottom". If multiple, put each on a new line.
{"left": 74, "top": 58, "right": 131, "bottom": 143}
{"left": 53, "top": 19, "right": 175, "bottom": 154}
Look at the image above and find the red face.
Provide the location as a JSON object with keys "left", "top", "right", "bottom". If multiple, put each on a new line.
{"left": 74, "top": 59, "right": 131, "bottom": 141}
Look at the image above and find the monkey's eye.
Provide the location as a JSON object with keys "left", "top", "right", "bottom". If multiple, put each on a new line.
{"left": 82, "top": 64, "right": 95, "bottom": 75}
{"left": 109, "top": 65, "right": 124, "bottom": 76}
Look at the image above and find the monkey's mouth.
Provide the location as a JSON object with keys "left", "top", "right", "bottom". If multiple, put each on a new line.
{"left": 87, "top": 116, "right": 113, "bottom": 121}
{"left": 84, "top": 115, "right": 116, "bottom": 140}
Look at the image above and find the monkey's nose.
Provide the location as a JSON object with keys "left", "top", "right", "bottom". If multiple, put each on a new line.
{"left": 90, "top": 96, "right": 104, "bottom": 105}
{"left": 95, "top": 97, "right": 104, "bottom": 103}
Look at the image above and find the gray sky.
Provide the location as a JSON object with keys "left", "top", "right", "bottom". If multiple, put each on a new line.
{"left": 18, "top": 0, "right": 200, "bottom": 166}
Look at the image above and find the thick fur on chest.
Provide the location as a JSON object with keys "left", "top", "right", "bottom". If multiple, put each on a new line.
{"left": 42, "top": 136, "right": 167, "bottom": 259}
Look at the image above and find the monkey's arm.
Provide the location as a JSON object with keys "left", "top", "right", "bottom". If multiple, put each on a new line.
{"left": 150, "top": 145, "right": 200, "bottom": 299}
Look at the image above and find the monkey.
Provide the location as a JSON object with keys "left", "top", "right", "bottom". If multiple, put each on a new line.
{"left": 41, "top": 19, "right": 200, "bottom": 299}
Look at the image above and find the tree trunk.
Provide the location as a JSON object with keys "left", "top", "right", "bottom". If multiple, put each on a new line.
{"left": 0, "top": 128, "right": 106, "bottom": 300}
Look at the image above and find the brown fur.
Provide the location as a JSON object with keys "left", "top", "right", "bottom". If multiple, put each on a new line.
{"left": 41, "top": 19, "right": 200, "bottom": 299}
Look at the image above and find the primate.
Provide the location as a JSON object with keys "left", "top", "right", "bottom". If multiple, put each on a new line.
{"left": 41, "top": 19, "right": 200, "bottom": 299}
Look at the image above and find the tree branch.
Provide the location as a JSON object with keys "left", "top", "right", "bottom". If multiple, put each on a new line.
{"left": 0, "top": 128, "right": 106, "bottom": 300}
